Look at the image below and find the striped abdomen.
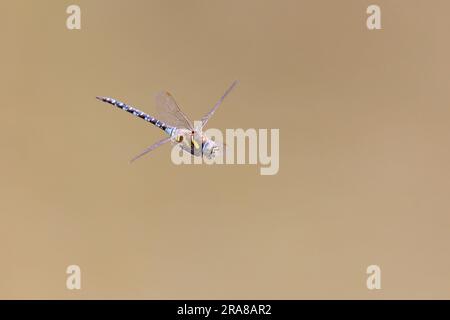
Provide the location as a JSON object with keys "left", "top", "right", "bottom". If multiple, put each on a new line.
{"left": 96, "top": 96, "right": 174, "bottom": 135}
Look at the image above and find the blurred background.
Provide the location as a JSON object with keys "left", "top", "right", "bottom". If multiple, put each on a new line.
{"left": 1, "top": 0, "right": 450, "bottom": 299}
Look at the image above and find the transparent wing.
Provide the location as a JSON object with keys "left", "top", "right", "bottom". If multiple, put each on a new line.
{"left": 129, "top": 137, "right": 172, "bottom": 163}
{"left": 201, "top": 80, "right": 238, "bottom": 128}
{"left": 155, "top": 91, "right": 194, "bottom": 130}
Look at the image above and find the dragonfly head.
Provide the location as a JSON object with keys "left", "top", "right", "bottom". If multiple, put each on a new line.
{"left": 202, "top": 139, "right": 220, "bottom": 159}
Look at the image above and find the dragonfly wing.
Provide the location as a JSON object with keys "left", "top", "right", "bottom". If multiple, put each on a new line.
{"left": 129, "top": 137, "right": 172, "bottom": 163}
{"left": 201, "top": 80, "right": 238, "bottom": 128}
{"left": 155, "top": 91, "right": 194, "bottom": 131}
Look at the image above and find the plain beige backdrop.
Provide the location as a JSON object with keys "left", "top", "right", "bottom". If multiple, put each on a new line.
{"left": 1, "top": 0, "right": 450, "bottom": 299}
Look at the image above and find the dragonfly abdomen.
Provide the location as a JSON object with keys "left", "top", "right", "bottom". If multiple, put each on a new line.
{"left": 96, "top": 96, "right": 175, "bottom": 135}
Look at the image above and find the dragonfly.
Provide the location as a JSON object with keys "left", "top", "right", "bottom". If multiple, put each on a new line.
{"left": 96, "top": 81, "right": 238, "bottom": 163}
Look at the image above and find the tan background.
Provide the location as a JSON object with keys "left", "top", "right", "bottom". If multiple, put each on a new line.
{"left": 1, "top": 0, "right": 450, "bottom": 299}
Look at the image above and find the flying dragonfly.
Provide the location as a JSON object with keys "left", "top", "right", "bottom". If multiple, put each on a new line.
{"left": 96, "top": 81, "right": 238, "bottom": 162}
